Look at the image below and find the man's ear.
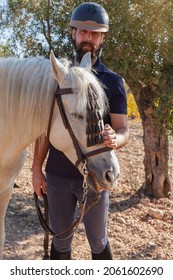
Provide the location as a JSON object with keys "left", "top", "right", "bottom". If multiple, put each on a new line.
{"left": 71, "top": 28, "right": 76, "bottom": 40}
{"left": 101, "top": 33, "right": 105, "bottom": 43}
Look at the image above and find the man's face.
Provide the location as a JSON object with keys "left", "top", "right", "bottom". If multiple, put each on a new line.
{"left": 71, "top": 28, "right": 104, "bottom": 62}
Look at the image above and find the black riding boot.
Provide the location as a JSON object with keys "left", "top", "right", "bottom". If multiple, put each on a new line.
{"left": 92, "top": 242, "right": 112, "bottom": 260}
{"left": 50, "top": 242, "right": 71, "bottom": 260}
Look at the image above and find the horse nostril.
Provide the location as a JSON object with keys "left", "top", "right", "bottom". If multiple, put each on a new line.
{"left": 105, "top": 170, "right": 115, "bottom": 183}
{"left": 105, "top": 170, "right": 120, "bottom": 183}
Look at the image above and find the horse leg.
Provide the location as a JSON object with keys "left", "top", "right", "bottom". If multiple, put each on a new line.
{"left": 0, "top": 185, "right": 13, "bottom": 259}
{"left": 0, "top": 150, "right": 27, "bottom": 259}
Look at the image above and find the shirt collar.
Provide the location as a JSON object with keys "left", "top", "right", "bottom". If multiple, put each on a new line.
{"left": 72, "top": 56, "right": 107, "bottom": 73}
{"left": 92, "top": 57, "right": 108, "bottom": 73}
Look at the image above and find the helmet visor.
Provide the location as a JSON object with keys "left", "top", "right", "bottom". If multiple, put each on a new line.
{"left": 70, "top": 19, "right": 109, "bottom": 32}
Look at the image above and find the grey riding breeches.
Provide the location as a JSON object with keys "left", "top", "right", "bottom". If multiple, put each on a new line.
{"left": 46, "top": 173, "right": 109, "bottom": 254}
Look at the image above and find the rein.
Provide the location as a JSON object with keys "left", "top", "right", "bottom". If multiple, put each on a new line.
{"left": 34, "top": 162, "right": 101, "bottom": 260}
{"left": 34, "top": 85, "right": 112, "bottom": 259}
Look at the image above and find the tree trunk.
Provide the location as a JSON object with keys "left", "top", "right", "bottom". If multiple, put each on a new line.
{"left": 136, "top": 86, "right": 171, "bottom": 198}
{"left": 142, "top": 115, "right": 171, "bottom": 198}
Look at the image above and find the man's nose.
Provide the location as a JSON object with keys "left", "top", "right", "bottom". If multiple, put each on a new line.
{"left": 86, "top": 32, "right": 92, "bottom": 41}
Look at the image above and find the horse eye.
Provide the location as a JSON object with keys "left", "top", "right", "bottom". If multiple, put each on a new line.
{"left": 71, "top": 113, "right": 84, "bottom": 120}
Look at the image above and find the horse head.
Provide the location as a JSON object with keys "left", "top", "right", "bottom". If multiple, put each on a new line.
{"left": 49, "top": 51, "right": 120, "bottom": 192}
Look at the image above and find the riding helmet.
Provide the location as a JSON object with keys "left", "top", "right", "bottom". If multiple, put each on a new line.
{"left": 70, "top": 2, "right": 109, "bottom": 32}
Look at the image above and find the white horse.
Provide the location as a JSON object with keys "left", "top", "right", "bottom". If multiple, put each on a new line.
{"left": 0, "top": 51, "right": 119, "bottom": 259}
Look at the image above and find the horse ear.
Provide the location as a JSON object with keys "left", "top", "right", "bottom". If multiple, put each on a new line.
{"left": 50, "top": 50, "right": 68, "bottom": 82}
{"left": 79, "top": 52, "right": 92, "bottom": 72}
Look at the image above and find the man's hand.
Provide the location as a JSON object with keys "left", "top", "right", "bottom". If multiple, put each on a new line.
{"left": 32, "top": 170, "right": 46, "bottom": 199}
{"left": 102, "top": 124, "right": 119, "bottom": 149}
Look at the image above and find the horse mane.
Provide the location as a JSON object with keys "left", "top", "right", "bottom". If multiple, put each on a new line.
{"left": 0, "top": 56, "right": 57, "bottom": 142}
{"left": 0, "top": 56, "right": 108, "bottom": 144}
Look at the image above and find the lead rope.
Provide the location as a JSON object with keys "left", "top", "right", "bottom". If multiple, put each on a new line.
{"left": 42, "top": 191, "right": 50, "bottom": 260}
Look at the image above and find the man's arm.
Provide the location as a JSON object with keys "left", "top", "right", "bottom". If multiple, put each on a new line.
{"left": 32, "top": 136, "right": 50, "bottom": 198}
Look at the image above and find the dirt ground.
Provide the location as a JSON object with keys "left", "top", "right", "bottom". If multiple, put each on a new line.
{"left": 3, "top": 120, "right": 173, "bottom": 260}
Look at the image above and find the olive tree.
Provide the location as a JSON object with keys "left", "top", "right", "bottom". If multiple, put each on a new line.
{"left": 102, "top": 0, "right": 173, "bottom": 197}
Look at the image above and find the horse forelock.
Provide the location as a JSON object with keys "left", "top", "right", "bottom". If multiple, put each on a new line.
{"left": 68, "top": 66, "right": 108, "bottom": 118}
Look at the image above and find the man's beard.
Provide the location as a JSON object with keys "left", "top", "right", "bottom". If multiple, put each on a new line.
{"left": 75, "top": 42, "right": 99, "bottom": 63}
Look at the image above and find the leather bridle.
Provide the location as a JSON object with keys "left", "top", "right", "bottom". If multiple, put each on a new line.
{"left": 34, "top": 85, "right": 112, "bottom": 259}
{"left": 52, "top": 85, "right": 112, "bottom": 167}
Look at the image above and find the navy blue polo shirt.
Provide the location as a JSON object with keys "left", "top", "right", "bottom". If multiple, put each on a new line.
{"left": 45, "top": 58, "right": 127, "bottom": 178}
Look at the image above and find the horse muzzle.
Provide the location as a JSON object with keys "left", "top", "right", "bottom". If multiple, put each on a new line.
{"left": 86, "top": 166, "right": 120, "bottom": 193}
